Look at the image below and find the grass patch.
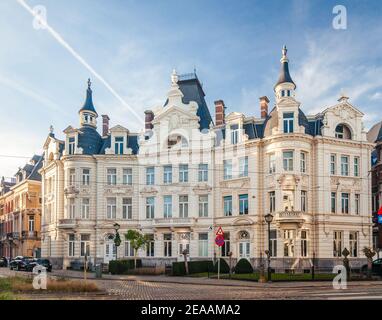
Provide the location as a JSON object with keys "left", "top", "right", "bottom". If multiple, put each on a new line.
{"left": 217, "top": 273, "right": 336, "bottom": 282}
{"left": 188, "top": 272, "right": 217, "bottom": 278}
{"left": 0, "top": 292, "right": 16, "bottom": 300}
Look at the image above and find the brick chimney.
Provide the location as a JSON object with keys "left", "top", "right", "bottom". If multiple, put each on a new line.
{"left": 144, "top": 110, "right": 154, "bottom": 131}
{"left": 214, "top": 100, "right": 226, "bottom": 126}
{"left": 101, "top": 115, "right": 110, "bottom": 136}
{"left": 259, "top": 96, "right": 270, "bottom": 119}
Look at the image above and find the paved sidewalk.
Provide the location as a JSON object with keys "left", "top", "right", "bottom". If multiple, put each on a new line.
{"left": 51, "top": 269, "right": 382, "bottom": 289}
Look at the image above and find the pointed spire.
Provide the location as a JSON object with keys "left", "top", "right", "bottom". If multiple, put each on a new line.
{"left": 79, "top": 78, "right": 97, "bottom": 115}
{"left": 274, "top": 45, "right": 296, "bottom": 90}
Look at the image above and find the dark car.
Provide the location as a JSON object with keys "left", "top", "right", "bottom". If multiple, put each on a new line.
{"left": 9, "top": 256, "right": 33, "bottom": 271}
{"left": 0, "top": 257, "right": 7, "bottom": 267}
{"left": 361, "top": 258, "right": 382, "bottom": 276}
{"left": 26, "top": 259, "right": 52, "bottom": 272}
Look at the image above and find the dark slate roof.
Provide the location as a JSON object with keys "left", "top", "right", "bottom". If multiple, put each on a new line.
{"left": 298, "top": 109, "right": 312, "bottom": 135}
{"left": 371, "top": 149, "right": 378, "bottom": 166}
{"left": 78, "top": 126, "right": 103, "bottom": 155}
{"left": 376, "top": 124, "right": 382, "bottom": 142}
{"left": 165, "top": 73, "right": 213, "bottom": 130}
{"left": 308, "top": 117, "right": 323, "bottom": 136}
{"left": 98, "top": 135, "right": 139, "bottom": 155}
{"left": 27, "top": 154, "right": 43, "bottom": 181}
{"left": 79, "top": 81, "right": 97, "bottom": 115}
{"left": 244, "top": 122, "right": 263, "bottom": 139}
{"left": 274, "top": 47, "right": 296, "bottom": 89}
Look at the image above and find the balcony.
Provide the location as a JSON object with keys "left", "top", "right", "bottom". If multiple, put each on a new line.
{"left": 275, "top": 211, "right": 306, "bottom": 225}
{"left": 6, "top": 232, "right": 19, "bottom": 241}
{"left": 58, "top": 219, "right": 78, "bottom": 229}
{"left": 21, "top": 231, "right": 40, "bottom": 240}
{"left": 153, "top": 218, "right": 194, "bottom": 228}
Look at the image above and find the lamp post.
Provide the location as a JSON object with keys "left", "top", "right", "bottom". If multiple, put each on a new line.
{"left": 113, "top": 223, "right": 121, "bottom": 261}
{"left": 264, "top": 213, "right": 274, "bottom": 282}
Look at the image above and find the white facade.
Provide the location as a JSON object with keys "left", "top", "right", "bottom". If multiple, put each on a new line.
{"left": 40, "top": 50, "right": 374, "bottom": 271}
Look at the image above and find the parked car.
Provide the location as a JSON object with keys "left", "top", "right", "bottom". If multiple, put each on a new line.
{"left": 361, "top": 258, "right": 382, "bottom": 276}
{"left": 0, "top": 257, "right": 7, "bottom": 267}
{"left": 25, "top": 258, "right": 52, "bottom": 272}
{"left": 9, "top": 256, "right": 33, "bottom": 271}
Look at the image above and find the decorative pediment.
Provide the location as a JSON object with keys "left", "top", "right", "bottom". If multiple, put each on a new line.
{"left": 152, "top": 105, "right": 199, "bottom": 125}
{"left": 63, "top": 126, "right": 81, "bottom": 134}
{"left": 110, "top": 125, "right": 129, "bottom": 133}
{"left": 232, "top": 217, "right": 254, "bottom": 226}
{"left": 323, "top": 101, "right": 364, "bottom": 119}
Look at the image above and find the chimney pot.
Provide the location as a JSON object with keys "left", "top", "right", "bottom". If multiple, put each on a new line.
{"left": 144, "top": 110, "right": 154, "bottom": 131}
{"left": 259, "top": 96, "right": 270, "bottom": 119}
{"left": 101, "top": 115, "right": 110, "bottom": 136}
{"left": 214, "top": 100, "right": 226, "bottom": 126}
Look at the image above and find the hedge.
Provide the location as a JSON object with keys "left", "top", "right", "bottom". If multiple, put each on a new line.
{"left": 234, "top": 258, "right": 254, "bottom": 274}
{"left": 109, "top": 259, "right": 142, "bottom": 275}
{"left": 172, "top": 260, "right": 214, "bottom": 276}
{"left": 213, "top": 258, "right": 230, "bottom": 274}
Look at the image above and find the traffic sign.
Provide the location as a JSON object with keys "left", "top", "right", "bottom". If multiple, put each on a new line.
{"left": 216, "top": 227, "right": 224, "bottom": 236}
{"left": 378, "top": 206, "right": 382, "bottom": 215}
{"left": 378, "top": 216, "right": 382, "bottom": 224}
{"left": 215, "top": 235, "right": 225, "bottom": 247}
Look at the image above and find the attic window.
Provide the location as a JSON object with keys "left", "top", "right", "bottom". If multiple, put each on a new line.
{"left": 167, "top": 134, "right": 188, "bottom": 148}
{"left": 335, "top": 124, "right": 352, "bottom": 139}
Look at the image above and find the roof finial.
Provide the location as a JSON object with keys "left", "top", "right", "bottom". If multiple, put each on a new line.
{"left": 49, "top": 125, "right": 54, "bottom": 134}
{"left": 282, "top": 45, "right": 287, "bottom": 58}
{"left": 87, "top": 78, "right": 92, "bottom": 90}
{"left": 171, "top": 69, "right": 178, "bottom": 85}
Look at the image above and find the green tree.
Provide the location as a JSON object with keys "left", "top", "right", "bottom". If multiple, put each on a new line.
{"left": 124, "top": 230, "right": 149, "bottom": 269}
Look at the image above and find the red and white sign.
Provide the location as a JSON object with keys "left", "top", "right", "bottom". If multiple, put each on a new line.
{"left": 216, "top": 227, "right": 224, "bottom": 236}
{"left": 215, "top": 235, "right": 225, "bottom": 247}
{"left": 378, "top": 206, "right": 382, "bottom": 215}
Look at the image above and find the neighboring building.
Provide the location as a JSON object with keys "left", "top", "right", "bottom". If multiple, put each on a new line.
{"left": 41, "top": 47, "right": 373, "bottom": 271}
{"left": 367, "top": 121, "right": 382, "bottom": 252}
{"left": 0, "top": 155, "right": 43, "bottom": 259}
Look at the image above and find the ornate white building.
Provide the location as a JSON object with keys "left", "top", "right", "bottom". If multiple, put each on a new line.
{"left": 40, "top": 47, "right": 373, "bottom": 271}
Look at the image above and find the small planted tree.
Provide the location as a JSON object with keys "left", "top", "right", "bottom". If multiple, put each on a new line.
{"left": 362, "top": 247, "right": 376, "bottom": 279}
{"left": 125, "top": 230, "right": 149, "bottom": 269}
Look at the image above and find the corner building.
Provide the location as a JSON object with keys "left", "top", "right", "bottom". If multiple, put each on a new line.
{"left": 41, "top": 48, "right": 373, "bottom": 271}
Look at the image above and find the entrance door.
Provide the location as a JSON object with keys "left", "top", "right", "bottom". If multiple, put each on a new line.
{"left": 104, "top": 240, "right": 116, "bottom": 263}
{"left": 239, "top": 242, "right": 250, "bottom": 259}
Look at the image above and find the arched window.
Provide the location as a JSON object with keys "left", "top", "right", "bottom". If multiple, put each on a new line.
{"left": 335, "top": 124, "right": 352, "bottom": 139}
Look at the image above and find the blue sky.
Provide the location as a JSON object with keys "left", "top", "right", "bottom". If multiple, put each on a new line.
{"left": 1, "top": 0, "right": 382, "bottom": 177}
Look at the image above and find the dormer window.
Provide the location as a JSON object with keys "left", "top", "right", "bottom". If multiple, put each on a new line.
{"left": 230, "top": 124, "right": 239, "bottom": 144}
{"left": 114, "top": 137, "right": 124, "bottom": 155}
{"left": 335, "top": 124, "right": 352, "bottom": 139}
{"left": 68, "top": 137, "right": 75, "bottom": 155}
{"left": 283, "top": 112, "right": 294, "bottom": 133}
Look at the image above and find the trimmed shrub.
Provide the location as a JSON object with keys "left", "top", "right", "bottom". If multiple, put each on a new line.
{"left": 109, "top": 259, "right": 142, "bottom": 275}
{"left": 213, "top": 258, "right": 230, "bottom": 274}
{"left": 172, "top": 260, "right": 214, "bottom": 276}
{"left": 234, "top": 259, "right": 254, "bottom": 274}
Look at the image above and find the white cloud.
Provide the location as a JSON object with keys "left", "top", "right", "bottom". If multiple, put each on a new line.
{"left": 370, "top": 92, "right": 382, "bottom": 101}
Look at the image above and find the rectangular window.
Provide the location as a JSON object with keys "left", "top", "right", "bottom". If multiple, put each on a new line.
{"left": 164, "top": 233, "right": 172, "bottom": 257}
{"left": 69, "top": 169, "right": 76, "bottom": 186}
{"left": 354, "top": 157, "right": 359, "bottom": 177}
{"left": 283, "top": 151, "right": 294, "bottom": 171}
{"left": 198, "top": 195, "right": 208, "bottom": 217}
{"left": 341, "top": 193, "right": 349, "bottom": 214}
{"left": 68, "top": 137, "right": 75, "bottom": 155}
{"left": 239, "top": 194, "right": 249, "bottom": 215}
{"left": 106, "top": 198, "right": 116, "bottom": 219}
{"left": 122, "top": 198, "right": 132, "bottom": 219}
{"left": 198, "top": 164, "right": 208, "bottom": 182}
{"left": 179, "top": 164, "right": 189, "bottom": 183}
{"left": 107, "top": 168, "right": 117, "bottom": 185}
{"left": 123, "top": 168, "right": 132, "bottom": 185}
{"left": 28, "top": 216, "right": 35, "bottom": 232}
{"left": 331, "top": 192, "right": 337, "bottom": 213}
{"left": 301, "top": 230, "right": 308, "bottom": 257}
{"left": 269, "top": 154, "right": 276, "bottom": 173}
{"left": 223, "top": 160, "right": 232, "bottom": 180}
{"left": 146, "top": 197, "right": 155, "bottom": 219}
{"left": 80, "top": 234, "right": 90, "bottom": 257}
{"left": 283, "top": 112, "right": 294, "bottom": 133}
{"left": 179, "top": 195, "right": 189, "bottom": 218}
{"left": 301, "top": 191, "right": 307, "bottom": 212}
{"left": 239, "top": 157, "right": 248, "bottom": 177}
{"left": 231, "top": 124, "right": 239, "bottom": 144}
{"left": 81, "top": 198, "right": 90, "bottom": 219}
{"left": 163, "top": 165, "right": 172, "bottom": 184}
{"left": 283, "top": 230, "right": 295, "bottom": 257}
{"left": 341, "top": 156, "right": 349, "bottom": 176}
{"left": 333, "top": 231, "right": 343, "bottom": 257}
{"left": 269, "top": 191, "right": 276, "bottom": 213}
{"left": 349, "top": 232, "right": 358, "bottom": 257}
{"left": 221, "top": 232, "right": 230, "bottom": 257}
{"left": 239, "top": 242, "right": 250, "bottom": 258}
{"left": 223, "top": 196, "right": 232, "bottom": 216}
{"left": 82, "top": 169, "right": 90, "bottom": 186}
{"left": 330, "top": 154, "right": 336, "bottom": 175}
{"left": 300, "top": 152, "right": 307, "bottom": 173}
{"left": 146, "top": 167, "right": 155, "bottom": 185}
{"left": 69, "top": 198, "right": 75, "bottom": 219}
{"left": 124, "top": 241, "right": 134, "bottom": 257}
{"left": 355, "top": 194, "right": 360, "bottom": 215}
{"left": 146, "top": 234, "right": 155, "bottom": 257}
{"left": 114, "top": 136, "right": 124, "bottom": 155}
{"left": 270, "top": 230, "right": 277, "bottom": 257}
{"left": 68, "top": 234, "right": 75, "bottom": 257}
{"left": 163, "top": 195, "right": 172, "bottom": 218}
{"left": 198, "top": 233, "right": 208, "bottom": 257}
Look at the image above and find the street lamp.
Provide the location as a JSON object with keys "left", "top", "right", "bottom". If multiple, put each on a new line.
{"left": 113, "top": 223, "right": 121, "bottom": 261}
{"left": 264, "top": 213, "right": 274, "bottom": 282}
